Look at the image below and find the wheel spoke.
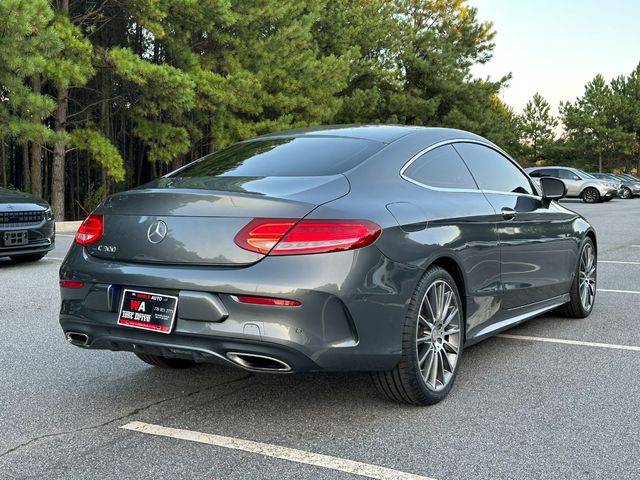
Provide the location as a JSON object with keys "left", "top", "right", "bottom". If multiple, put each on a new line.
{"left": 443, "top": 306, "right": 458, "bottom": 328}
{"left": 438, "top": 351, "right": 446, "bottom": 383}
{"left": 444, "top": 327, "right": 460, "bottom": 336}
{"left": 418, "top": 345, "right": 433, "bottom": 366}
{"left": 443, "top": 339, "right": 458, "bottom": 354}
{"left": 419, "top": 314, "right": 433, "bottom": 330}
{"left": 424, "top": 295, "right": 437, "bottom": 323}
{"left": 441, "top": 290, "right": 453, "bottom": 322}
{"left": 429, "top": 348, "right": 439, "bottom": 387}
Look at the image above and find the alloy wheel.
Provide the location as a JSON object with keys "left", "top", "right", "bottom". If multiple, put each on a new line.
{"left": 579, "top": 243, "right": 596, "bottom": 311}
{"left": 416, "top": 280, "right": 461, "bottom": 392}
{"left": 583, "top": 189, "right": 599, "bottom": 203}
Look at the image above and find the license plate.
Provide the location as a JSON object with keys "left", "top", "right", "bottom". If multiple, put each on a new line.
{"left": 117, "top": 289, "right": 178, "bottom": 334}
{"left": 3, "top": 230, "right": 28, "bottom": 246}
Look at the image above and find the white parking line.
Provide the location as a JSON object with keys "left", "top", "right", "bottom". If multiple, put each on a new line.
{"left": 599, "top": 260, "right": 640, "bottom": 265}
{"left": 498, "top": 334, "right": 640, "bottom": 352}
{"left": 598, "top": 288, "right": 640, "bottom": 295}
{"left": 45, "top": 257, "right": 65, "bottom": 261}
{"left": 121, "top": 421, "right": 435, "bottom": 480}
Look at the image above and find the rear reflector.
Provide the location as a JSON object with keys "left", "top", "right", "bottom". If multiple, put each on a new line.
{"left": 75, "top": 214, "right": 104, "bottom": 246}
{"left": 234, "top": 219, "right": 381, "bottom": 256}
{"left": 234, "top": 295, "right": 301, "bottom": 307}
{"left": 60, "top": 280, "right": 84, "bottom": 289}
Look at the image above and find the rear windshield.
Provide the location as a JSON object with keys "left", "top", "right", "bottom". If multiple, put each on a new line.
{"left": 170, "top": 137, "right": 382, "bottom": 178}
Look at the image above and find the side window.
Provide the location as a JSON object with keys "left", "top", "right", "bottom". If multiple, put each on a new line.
{"left": 453, "top": 143, "right": 533, "bottom": 195}
{"left": 528, "top": 170, "right": 542, "bottom": 178}
{"left": 534, "top": 168, "right": 559, "bottom": 178}
{"left": 557, "top": 169, "right": 578, "bottom": 180}
{"left": 403, "top": 144, "right": 478, "bottom": 190}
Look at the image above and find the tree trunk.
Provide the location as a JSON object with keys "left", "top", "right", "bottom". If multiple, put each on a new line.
{"left": 598, "top": 151, "right": 603, "bottom": 173}
{"left": 22, "top": 143, "right": 31, "bottom": 192}
{"left": 52, "top": 0, "right": 70, "bottom": 219}
{"left": 1, "top": 139, "right": 6, "bottom": 188}
{"left": 51, "top": 85, "right": 69, "bottom": 219}
{"left": 31, "top": 75, "right": 43, "bottom": 198}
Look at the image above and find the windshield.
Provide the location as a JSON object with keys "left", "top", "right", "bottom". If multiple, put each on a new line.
{"left": 169, "top": 137, "right": 382, "bottom": 178}
{"left": 577, "top": 169, "right": 596, "bottom": 180}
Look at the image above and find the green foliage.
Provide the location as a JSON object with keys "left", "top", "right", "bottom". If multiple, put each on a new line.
{"left": 69, "top": 128, "right": 125, "bottom": 181}
{"left": 520, "top": 93, "right": 557, "bottom": 162}
{"left": 0, "top": 0, "right": 59, "bottom": 141}
{"left": 7, "top": 0, "right": 640, "bottom": 218}
{"left": 561, "top": 74, "right": 635, "bottom": 171}
{"left": 110, "top": 47, "right": 195, "bottom": 162}
{"left": 46, "top": 15, "right": 94, "bottom": 88}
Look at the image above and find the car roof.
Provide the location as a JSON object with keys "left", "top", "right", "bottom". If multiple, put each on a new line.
{"left": 250, "top": 125, "right": 485, "bottom": 145}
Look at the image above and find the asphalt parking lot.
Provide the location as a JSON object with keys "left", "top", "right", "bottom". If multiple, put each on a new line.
{"left": 1, "top": 199, "right": 639, "bottom": 480}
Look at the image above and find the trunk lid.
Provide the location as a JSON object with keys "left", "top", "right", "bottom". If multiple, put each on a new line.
{"left": 88, "top": 175, "right": 349, "bottom": 265}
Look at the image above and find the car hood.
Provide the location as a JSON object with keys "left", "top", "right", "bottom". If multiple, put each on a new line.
{"left": 0, "top": 188, "right": 49, "bottom": 211}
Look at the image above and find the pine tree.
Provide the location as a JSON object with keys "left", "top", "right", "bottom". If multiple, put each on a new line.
{"left": 610, "top": 63, "right": 640, "bottom": 175}
{"left": 0, "top": 0, "right": 60, "bottom": 192}
{"left": 561, "top": 75, "right": 634, "bottom": 172}
{"left": 520, "top": 93, "right": 557, "bottom": 162}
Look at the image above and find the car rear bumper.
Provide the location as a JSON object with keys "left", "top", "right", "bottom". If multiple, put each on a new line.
{"left": 59, "top": 245, "right": 420, "bottom": 372}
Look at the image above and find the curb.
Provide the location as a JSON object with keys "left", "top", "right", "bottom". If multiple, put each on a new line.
{"left": 55, "top": 221, "right": 82, "bottom": 234}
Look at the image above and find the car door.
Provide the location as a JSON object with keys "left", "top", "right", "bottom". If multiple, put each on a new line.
{"left": 453, "top": 142, "right": 576, "bottom": 312}
{"left": 556, "top": 168, "right": 582, "bottom": 196}
{"left": 397, "top": 144, "right": 502, "bottom": 331}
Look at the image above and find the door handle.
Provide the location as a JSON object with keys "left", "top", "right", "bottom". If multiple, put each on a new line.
{"left": 501, "top": 207, "right": 516, "bottom": 220}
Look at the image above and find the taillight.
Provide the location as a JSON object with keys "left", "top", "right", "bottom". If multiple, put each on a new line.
{"left": 60, "top": 280, "right": 84, "bottom": 289}
{"left": 75, "top": 214, "right": 104, "bottom": 246}
{"left": 234, "top": 295, "right": 301, "bottom": 307}
{"left": 234, "top": 218, "right": 381, "bottom": 255}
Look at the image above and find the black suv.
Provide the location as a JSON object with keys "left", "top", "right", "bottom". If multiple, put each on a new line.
{"left": 0, "top": 188, "right": 55, "bottom": 262}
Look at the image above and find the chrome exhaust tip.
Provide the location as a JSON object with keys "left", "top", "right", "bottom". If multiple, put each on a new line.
{"left": 65, "top": 331, "right": 89, "bottom": 346}
{"left": 226, "top": 352, "right": 291, "bottom": 372}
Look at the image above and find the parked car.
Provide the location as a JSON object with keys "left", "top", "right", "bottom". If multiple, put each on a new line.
{"left": 526, "top": 166, "right": 617, "bottom": 203}
{"left": 59, "top": 126, "right": 597, "bottom": 405}
{"left": 0, "top": 188, "right": 55, "bottom": 262}
{"left": 590, "top": 173, "right": 636, "bottom": 199}
{"left": 616, "top": 173, "right": 640, "bottom": 195}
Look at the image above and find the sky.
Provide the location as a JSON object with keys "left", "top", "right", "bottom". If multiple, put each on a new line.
{"left": 468, "top": 0, "right": 640, "bottom": 115}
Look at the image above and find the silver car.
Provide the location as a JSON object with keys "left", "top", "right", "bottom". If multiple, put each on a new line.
{"left": 616, "top": 174, "right": 640, "bottom": 197}
{"left": 591, "top": 173, "right": 635, "bottom": 199}
{"left": 526, "top": 166, "right": 617, "bottom": 203}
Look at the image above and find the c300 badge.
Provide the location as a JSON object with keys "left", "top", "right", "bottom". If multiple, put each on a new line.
{"left": 97, "top": 245, "right": 117, "bottom": 253}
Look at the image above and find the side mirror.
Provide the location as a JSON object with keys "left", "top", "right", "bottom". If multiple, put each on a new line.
{"left": 540, "top": 177, "right": 566, "bottom": 205}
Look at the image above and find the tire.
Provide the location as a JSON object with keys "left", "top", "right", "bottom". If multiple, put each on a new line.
{"left": 558, "top": 237, "right": 596, "bottom": 318}
{"left": 621, "top": 187, "right": 632, "bottom": 199}
{"left": 581, "top": 188, "right": 600, "bottom": 203}
{"left": 135, "top": 353, "right": 198, "bottom": 369}
{"left": 10, "top": 253, "right": 47, "bottom": 263}
{"left": 373, "top": 266, "right": 464, "bottom": 405}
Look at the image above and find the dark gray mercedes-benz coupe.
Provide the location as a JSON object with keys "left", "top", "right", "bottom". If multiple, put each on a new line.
{"left": 59, "top": 125, "right": 597, "bottom": 405}
{"left": 1, "top": 188, "right": 55, "bottom": 262}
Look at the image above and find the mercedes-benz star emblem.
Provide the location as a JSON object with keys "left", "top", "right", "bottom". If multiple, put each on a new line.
{"left": 147, "top": 220, "right": 168, "bottom": 244}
